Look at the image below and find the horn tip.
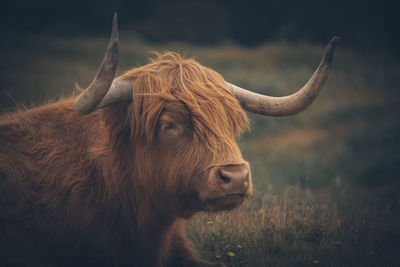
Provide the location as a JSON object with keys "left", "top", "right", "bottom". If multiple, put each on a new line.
{"left": 113, "top": 12, "right": 118, "bottom": 27}
{"left": 111, "top": 13, "right": 119, "bottom": 42}
{"left": 322, "top": 36, "right": 340, "bottom": 66}
{"left": 330, "top": 36, "right": 340, "bottom": 47}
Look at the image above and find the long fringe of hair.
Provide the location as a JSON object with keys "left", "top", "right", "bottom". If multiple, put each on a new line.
{"left": 119, "top": 52, "right": 249, "bottom": 154}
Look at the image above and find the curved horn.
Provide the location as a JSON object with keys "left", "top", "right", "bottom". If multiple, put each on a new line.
{"left": 94, "top": 79, "right": 133, "bottom": 109}
{"left": 75, "top": 13, "right": 119, "bottom": 114}
{"left": 227, "top": 36, "right": 339, "bottom": 116}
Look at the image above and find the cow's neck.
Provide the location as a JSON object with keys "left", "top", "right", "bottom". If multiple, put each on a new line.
{"left": 94, "top": 129, "right": 177, "bottom": 266}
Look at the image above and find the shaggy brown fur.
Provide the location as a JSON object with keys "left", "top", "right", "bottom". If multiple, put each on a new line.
{"left": 0, "top": 52, "right": 249, "bottom": 266}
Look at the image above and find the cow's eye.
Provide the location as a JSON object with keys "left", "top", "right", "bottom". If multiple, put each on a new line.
{"left": 162, "top": 121, "right": 175, "bottom": 131}
{"left": 160, "top": 120, "right": 177, "bottom": 133}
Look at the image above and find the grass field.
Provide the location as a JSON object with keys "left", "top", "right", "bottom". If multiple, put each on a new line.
{"left": 1, "top": 34, "right": 399, "bottom": 266}
{"left": 190, "top": 187, "right": 399, "bottom": 266}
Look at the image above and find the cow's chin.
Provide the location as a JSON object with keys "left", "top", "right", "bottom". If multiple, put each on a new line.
{"left": 204, "top": 194, "right": 246, "bottom": 212}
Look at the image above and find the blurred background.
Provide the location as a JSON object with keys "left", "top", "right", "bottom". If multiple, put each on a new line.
{"left": 1, "top": 0, "right": 399, "bottom": 47}
{"left": 1, "top": 0, "right": 399, "bottom": 266}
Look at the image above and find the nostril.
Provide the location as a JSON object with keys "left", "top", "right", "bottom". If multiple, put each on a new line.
{"left": 219, "top": 167, "right": 249, "bottom": 185}
{"left": 219, "top": 172, "right": 231, "bottom": 184}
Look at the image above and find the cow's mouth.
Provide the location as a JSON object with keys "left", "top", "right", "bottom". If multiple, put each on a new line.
{"left": 205, "top": 193, "right": 246, "bottom": 211}
{"left": 223, "top": 193, "right": 245, "bottom": 199}
{"left": 211, "top": 193, "right": 246, "bottom": 201}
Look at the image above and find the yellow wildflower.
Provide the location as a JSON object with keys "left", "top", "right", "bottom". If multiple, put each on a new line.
{"left": 237, "top": 244, "right": 243, "bottom": 249}
{"left": 303, "top": 217, "right": 307, "bottom": 221}
{"left": 258, "top": 209, "right": 265, "bottom": 215}
{"left": 207, "top": 221, "right": 214, "bottom": 225}
{"left": 215, "top": 255, "right": 221, "bottom": 258}
{"left": 227, "top": 251, "right": 235, "bottom": 257}
{"left": 313, "top": 260, "right": 320, "bottom": 264}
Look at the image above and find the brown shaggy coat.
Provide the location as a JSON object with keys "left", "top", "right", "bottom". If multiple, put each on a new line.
{"left": 0, "top": 52, "right": 249, "bottom": 266}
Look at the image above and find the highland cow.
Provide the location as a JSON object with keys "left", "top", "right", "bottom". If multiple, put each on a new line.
{"left": 0, "top": 14, "right": 338, "bottom": 266}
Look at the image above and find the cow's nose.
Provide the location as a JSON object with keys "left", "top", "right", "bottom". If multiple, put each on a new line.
{"left": 218, "top": 165, "right": 249, "bottom": 195}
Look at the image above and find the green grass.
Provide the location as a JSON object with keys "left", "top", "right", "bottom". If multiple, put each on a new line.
{"left": 189, "top": 187, "right": 400, "bottom": 267}
{"left": 1, "top": 34, "right": 399, "bottom": 266}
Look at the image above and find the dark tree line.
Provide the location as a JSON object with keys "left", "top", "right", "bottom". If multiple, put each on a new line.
{"left": 1, "top": 0, "right": 398, "bottom": 48}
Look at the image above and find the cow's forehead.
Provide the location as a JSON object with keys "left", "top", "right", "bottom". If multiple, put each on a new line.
{"left": 161, "top": 102, "right": 191, "bottom": 123}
